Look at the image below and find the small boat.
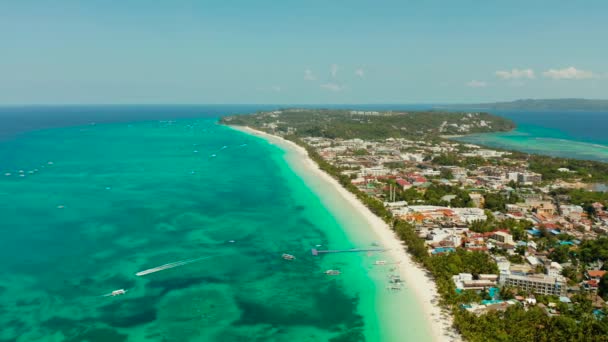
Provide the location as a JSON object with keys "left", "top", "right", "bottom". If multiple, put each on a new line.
{"left": 374, "top": 260, "right": 387, "bottom": 265}
{"left": 325, "top": 269, "right": 341, "bottom": 275}
{"left": 103, "top": 289, "right": 127, "bottom": 297}
{"left": 387, "top": 286, "right": 402, "bottom": 291}
{"left": 282, "top": 253, "right": 296, "bottom": 260}
{"left": 389, "top": 277, "right": 403, "bottom": 284}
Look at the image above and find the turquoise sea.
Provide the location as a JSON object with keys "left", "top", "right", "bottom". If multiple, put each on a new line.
{"left": 454, "top": 110, "right": 608, "bottom": 162}
{"left": 0, "top": 106, "right": 432, "bottom": 342}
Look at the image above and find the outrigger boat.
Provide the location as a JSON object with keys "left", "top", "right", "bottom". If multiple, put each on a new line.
{"left": 282, "top": 253, "right": 296, "bottom": 260}
{"left": 102, "top": 289, "right": 127, "bottom": 297}
{"left": 386, "top": 285, "right": 403, "bottom": 291}
{"left": 325, "top": 269, "right": 341, "bottom": 275}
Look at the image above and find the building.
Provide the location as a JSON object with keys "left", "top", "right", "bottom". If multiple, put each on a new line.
{"left": 396, "top": 178, "right": 412, "bottom": 190}
{"left": 586, "top": 270, "right": 607, "bottom": 281}
{"left": 453, "top": 273, "right": 497, "bottom": 290}
{"left": 524, "top": 199, "right": 556, "bottom": 216}
{"left": 504, "top": 273, "right": 567, "bottom": 296}
{"left": 547, "top": 262, "right": 563, "bottom": 278}
{"left": 491, "top": 231, "right": 514, "bottom": 245}
{"left": 560, "top": 205, "right": 584, "bottom": 219}
{"left": 469, "top": 193, "right": 485, "bottom": 208}
{"left": 361, "top": 166, "right": 389, "bottom": 177}
{"left": 518, "top": 172, "right": 542, "bottom": 184}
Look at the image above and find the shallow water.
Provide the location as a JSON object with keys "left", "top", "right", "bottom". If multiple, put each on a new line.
{"left": 455, "top": 110, "right": 608, "bottom": 162}
{"left": 0, "top": 118, "right": 431, "bottom": 341}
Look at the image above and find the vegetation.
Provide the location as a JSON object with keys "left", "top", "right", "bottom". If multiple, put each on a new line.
{"left": 383, "top": 182, "right": 473, "bottom": 207}
{"left": 220, "top": 109, "right": 515, "bottom": 140}
{"left": 578, "top": 237, "right": 608, "bottom": 264}
{"left": 526, "top": 155, "right": 608, "bottom": 183}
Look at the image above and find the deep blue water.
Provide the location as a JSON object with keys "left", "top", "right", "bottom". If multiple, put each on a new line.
{"left": 452, "top": 109, "right": 608, "bottom": 162}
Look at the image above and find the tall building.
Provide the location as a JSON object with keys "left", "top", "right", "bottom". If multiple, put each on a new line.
{"left": 504, "top": 273, "right": 567, "bottom": 296}
{"left": 518, "top": 172, "right": 542, "bottom": 184}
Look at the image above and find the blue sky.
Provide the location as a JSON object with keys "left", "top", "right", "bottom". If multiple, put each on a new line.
{"left": 1, "top": 0, "right": 606, "bottom": 104}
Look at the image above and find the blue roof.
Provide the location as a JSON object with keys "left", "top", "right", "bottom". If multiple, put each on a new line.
{"left": 550, "top": 229, "right": 561, "bottom": 235}
{"left": 527, "top": 229, "right": 541, "bottom": 236}
{"left": 559, "top": 296, "right": 571, "bottom": 303}
{"left": 559, "top": 241, "right": 574, "bottom": 246}
{"left": 517, "top": 241, "right": 528, "bottom": 246}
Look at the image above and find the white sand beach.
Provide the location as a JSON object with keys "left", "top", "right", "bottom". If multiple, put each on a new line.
{"left": 232, "top": 125, "right": 461, "bottom": 342}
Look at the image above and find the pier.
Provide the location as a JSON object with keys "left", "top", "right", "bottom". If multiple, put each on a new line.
{"left": 311, "top": 248, "right": 388, "bottom": 256}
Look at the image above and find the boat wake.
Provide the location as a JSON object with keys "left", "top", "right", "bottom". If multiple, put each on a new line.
{"left": 135, "top": 256, "right": 214, "bottom": 277}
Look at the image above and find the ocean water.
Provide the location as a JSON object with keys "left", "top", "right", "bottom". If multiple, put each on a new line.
{"left": 454, "top": 110, "right": 608, "bottom": 162}
{"left": 0, "top": 107, "right": 432, "bottom": 342}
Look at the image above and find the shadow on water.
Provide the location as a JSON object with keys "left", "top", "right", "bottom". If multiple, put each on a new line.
{"left": 234, "top": 282, "right": 364, "bottom": 331}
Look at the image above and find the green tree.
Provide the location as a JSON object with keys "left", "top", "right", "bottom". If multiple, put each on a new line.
{"left": 599, "top": 273, "right": 608, "bottom": 300}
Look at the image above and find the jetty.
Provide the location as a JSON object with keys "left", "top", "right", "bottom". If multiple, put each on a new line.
{"left": 311, "top": 247, "right": 387, "bottom": 256}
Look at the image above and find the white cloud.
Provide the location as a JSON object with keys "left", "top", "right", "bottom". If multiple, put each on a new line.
{"left": 320, "top": 82, "right": 343, "bottom": 92}
{"left": 304, "top": 69, "right": 316, "bottom": 81}
{"left": 542, "top": 66, "right": 595, "bottom": 80}
{"left": 466, "top": 80, "right": 488, "bottom": 88}
{"left": 330, "top": 64, "right": 339, "bottom": 78}
{"left": 271, "top": 86, "right": 282, "bottom": 92}
{"left": 355, "top": 68, "right": 365, "bottom": 78}
{"left": 495, "top": 68, "right": 535, "bottom": 80}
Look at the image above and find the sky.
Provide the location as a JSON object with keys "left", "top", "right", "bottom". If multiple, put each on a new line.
{"left": 1, "top": 0, "right": 607, "bottom": 105}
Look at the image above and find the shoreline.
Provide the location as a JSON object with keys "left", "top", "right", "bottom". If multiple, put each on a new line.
{"left": 230, "top": 125, "right": 460, "bottom": 342}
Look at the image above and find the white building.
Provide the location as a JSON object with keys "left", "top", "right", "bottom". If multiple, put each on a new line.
{"left": 361, "top": 166, "right": 390, "bottom": 177}
{"left": 504, "top": 273, "right": 567, "bottom": 296}
{"left": 547, "top": 262, "right": 563, "bottom": 278}
{"left": 452, "top": 207, "right": 487, "bottom": 223}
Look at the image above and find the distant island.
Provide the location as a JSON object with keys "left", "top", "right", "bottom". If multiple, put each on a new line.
{"left": 220, "top": 108, "right": 515, "bottom": 140}
{"left": 442, "top": 98, "right": 608, "bottom": 111}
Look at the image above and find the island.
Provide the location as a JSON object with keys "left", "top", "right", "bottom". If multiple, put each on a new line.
{"left": 443, "top": 98, "right": 608, "bottom": 112}
{"left": 221, "top": 108, "right": 608, "bottom": 342}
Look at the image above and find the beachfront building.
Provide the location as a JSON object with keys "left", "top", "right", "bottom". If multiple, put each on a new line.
{"left": 453, "top": 273, "right": 498, "bottom": 290}
{"left": 504, "top": 273, "right": 567, "bottom": 296}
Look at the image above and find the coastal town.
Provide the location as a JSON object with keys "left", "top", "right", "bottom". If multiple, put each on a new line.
{"left": 300, "top": 133, "right": 607, "bottom": 314}
{"left": 222, "top": 108, "right": 608, "bottom": 340}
